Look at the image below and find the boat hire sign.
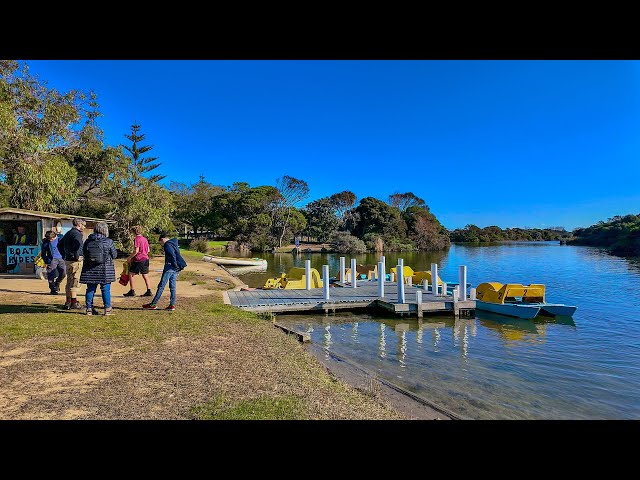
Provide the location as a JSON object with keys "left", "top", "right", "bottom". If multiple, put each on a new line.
{"left": 7, "top": 245, "right": 40, "bottom": 265}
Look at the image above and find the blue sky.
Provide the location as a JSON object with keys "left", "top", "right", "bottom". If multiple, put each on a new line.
{"left": 24, "top": 60, "right": 640, "bottom": 231}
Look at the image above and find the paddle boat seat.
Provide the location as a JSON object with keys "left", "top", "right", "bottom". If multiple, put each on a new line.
{"left": 412, "top": 271, "right": 444, "bottom": 285}
{"left": 389, "top": 265, "right": 415, "bottom": 283}
{"left": 476, "top": 282, "right": 546, "bottom": 304}
{"left": 282, "top": 267, "right": 324, "bottom": 289}
{"left": 345, "top": 264, "right": 378, "bottom": 281}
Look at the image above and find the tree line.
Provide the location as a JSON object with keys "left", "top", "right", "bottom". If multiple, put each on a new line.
{"left": 568, "top": 214, "right": 640, "bottom": 257}
{"left": 449, "top": 224, "right": 573, "bottom": 242}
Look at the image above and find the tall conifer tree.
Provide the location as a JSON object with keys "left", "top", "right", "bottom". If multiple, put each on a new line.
{"left": 123, "top": 122, "right": 165, "bottom": 183}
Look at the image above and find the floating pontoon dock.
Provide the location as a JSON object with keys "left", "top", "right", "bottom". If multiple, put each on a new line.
{"left": 224, "top": 282, "right": 475, "bottom": 318}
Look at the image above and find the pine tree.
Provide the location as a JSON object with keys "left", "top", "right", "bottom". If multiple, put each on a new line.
{"left": 123, "top": 122, "right": 165, "bottom": 183}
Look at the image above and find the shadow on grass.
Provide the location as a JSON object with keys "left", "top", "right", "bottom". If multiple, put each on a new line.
{"left": 0, "top": 303, "right": 150, "bottom": 315}
{"left": 0, "top": 303, "right": 66, "bottom": 315}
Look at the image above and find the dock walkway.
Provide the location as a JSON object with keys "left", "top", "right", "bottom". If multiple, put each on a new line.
{"left": 224, "top": 282, "right": 475, "bottom": 317}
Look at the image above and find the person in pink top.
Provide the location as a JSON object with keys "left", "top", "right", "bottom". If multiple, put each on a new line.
{"left": 123, "top": 225, "right": 152, "bottom": 297}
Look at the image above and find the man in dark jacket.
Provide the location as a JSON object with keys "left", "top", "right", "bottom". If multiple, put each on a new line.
{"left": 41, "top": 230, "right": 66, "bottom": 295}
{"left": 59, "top": 218, "right": 86, "bottom": 309}
{"left": 143, "top": 233, "right": 187, "bottom": 311}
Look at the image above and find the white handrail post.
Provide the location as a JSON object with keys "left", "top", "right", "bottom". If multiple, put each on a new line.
{"left": 351, "top": 258, "right": 357, "bottom": 288}
{"left": 459, "top": 265, "right": 467, "bottom": 301}
{"left": 442, "top": 282, "right": 448, "bottom": 297}
{"left": 416, "top": 289, "right": 422, "bottom": 305}
{"left": 470, "top": 287, "right": 477, "bottom": 300}
{"left": 431, "top": 263, "right": 438, "bottom": 296}
{"left": 378, "top": 261, "right": 384, "bottom": 298}
{"left": 397, "top": 264, "right": 405, "bottom": 304}
{"left": 323, "top": 265, "right": 330, "bottom": 300}
{"left": 339, "top": 257, "right": 345, "bottom": 284}
{"left": 305, "top": 259, "right": 311, "bottom": 290}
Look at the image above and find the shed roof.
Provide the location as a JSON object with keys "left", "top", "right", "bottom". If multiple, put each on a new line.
{"left": 0, "top": 208, "right": 115, "bottom": 223}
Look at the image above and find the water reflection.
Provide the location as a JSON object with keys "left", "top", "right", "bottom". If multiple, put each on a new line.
{"left": 379, "top": 323, "right": 386, "bottom": 358}
{"left": 323, "top": 324, "right": 332, "bottom": 358}
{"left": 241, "top": 242, "right": 640, "bottom": 419}
{"left": 477, "top": 311, "right": 575, "bottom": 345}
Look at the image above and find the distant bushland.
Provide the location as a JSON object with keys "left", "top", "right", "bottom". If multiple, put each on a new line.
{"left": 568, "top": 214, "right": 640, "bottom": 257}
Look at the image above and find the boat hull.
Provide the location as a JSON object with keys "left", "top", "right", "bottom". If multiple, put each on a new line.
{"left": 538, "top": 304, "right": 578, "bottom": 317}
{"left": 475, "top": 300, "right": 541, "bottom": 319}
{"left": 202, "top": 255, "right": 267, "bottom": 267}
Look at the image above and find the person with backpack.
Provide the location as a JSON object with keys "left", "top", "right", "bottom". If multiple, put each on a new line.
{"left": 41, "top": 230, "right": 66, "bottom": 295}
{"left": 79, "top": 221, "right": 118, "bottom": 316}
{"left": 59, "top": 218, "right": 86, "bottom": 309}
{"left": 142, "top": 233, "right": 187, "bottom": 311}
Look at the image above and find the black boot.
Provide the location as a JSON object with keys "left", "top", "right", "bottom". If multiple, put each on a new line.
{"left": 123, "top": 290, "right": 136, "bottom": 297}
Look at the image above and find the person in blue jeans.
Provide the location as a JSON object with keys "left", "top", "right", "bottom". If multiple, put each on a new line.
{"left": 143, "top": 233, "right": 187, "bottom": 311}
{"left": 41, "top": 230, "right": 66, "bottom": 294}
{"left": 79, "top": 222, "right": 118, "bottom": 316}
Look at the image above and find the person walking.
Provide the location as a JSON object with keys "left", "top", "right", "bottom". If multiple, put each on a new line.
{"left": 58, "top": 218, "right": 86, "bottom": 309}
{"left": 41, "top": 230, "right": 66, "bottom": 295}
{"left": 142, "top": 233, "right": 187, "bottom": 311}
{"left": 79, "top": 221, "right": 118, "bottom": 316}
{"left": 123, "top": 225, "right": 152, "bottom": 297}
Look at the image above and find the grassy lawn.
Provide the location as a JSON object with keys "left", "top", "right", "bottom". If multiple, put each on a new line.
{"left": 207, "top": 240, "right": 228, "bottom": 250}
{"left": 0, "top": 295, "right": 403, "bottom": 420}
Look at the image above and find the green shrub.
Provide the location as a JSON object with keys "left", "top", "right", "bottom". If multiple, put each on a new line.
{"left": 190, "top": 239, "right": 209, "bottom": 253}
{"left": 330, "top": 232, "right": 367, "bottom": 253}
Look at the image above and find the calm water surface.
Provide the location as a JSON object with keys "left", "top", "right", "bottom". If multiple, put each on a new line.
{"left": 219, "top": 243, "right": 640, "bottom": 419}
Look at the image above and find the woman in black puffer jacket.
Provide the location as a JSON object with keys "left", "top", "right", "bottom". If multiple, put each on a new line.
{"left": 79, "top": 221, "right": 118, "bottom": 316}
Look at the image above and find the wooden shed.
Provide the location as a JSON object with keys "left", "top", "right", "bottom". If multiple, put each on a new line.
{"left": 0, "top": 208, "right": 113, "bottom": 274}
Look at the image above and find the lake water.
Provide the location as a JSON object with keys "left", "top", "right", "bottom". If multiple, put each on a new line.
{"left": 218, "top": 243, "right": 640, "bottom": 419}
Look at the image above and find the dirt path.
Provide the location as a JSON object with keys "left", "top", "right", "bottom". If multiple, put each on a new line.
{"left": 0, "top": 254, "right": 244, "bottom": 309}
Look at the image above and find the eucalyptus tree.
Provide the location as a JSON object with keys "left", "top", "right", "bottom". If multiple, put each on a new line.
{"left": 273, "top": 175, "right": 309, "bottom": 247}
{"left": 388, "top": 192, "right": 426, "bottom": 212}
{"left": 170, "top": 175, "right": 225, "bottom": 237}
{"left": 303, "top": 197, "right": 340, "bottom": 242}
{"left": 0, "top": 59, "right": 105, "bottom": 211}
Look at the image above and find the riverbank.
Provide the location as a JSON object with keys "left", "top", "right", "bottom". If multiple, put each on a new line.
{"left": 0, "top": 254, "right": 408, "bottom": 419}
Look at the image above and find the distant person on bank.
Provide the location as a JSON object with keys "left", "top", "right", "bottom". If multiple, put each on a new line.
{"left": 41, "top": 230, "right": 66, "bottom": 295}
{"left": 143, "top": 233, "right": 187, "bottom": 311}
{"left": 13, "top": 225, "right": 32, "bottom": 245}
{"left": 79, "top": 221, "right": 118, "bottom": 316}
{"left": 123, "top": 225, "right": 152, "bottom": 297}
{"left": 58, "top": 218, "right": 86, "bottom": 309}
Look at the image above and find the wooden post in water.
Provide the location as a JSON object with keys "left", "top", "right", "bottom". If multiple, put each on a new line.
{"left": 305, "top": 259, "right": 311, "bottom": 290}
{"left": 397, "top": 264, "right": 405, "bottom": 304}
{"left": 459, "top": 265, "right": 467, "bottom": 301}
{"left": 339, "top": 257, "right": 345, "bottom": 284}
{"left": 351, "top": 258, "right": 357, "bottom": 288}
{"left": 378, "top": 261, "right": 385, "bottom": 298}
{"left": 431, "top": 263, "right": 438, "bottom": 296}
{"left": 470, "top": 287, "right": 476, "bottom": 300}
{"left": 323, "top": 265, "right": 330, "bottom": 300}
{"left": 416, "top": 290, "right": 423, "bottom": 318}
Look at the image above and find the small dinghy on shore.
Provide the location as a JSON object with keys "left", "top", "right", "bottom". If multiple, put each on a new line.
{"left": 475, "top": 282, "right": 577, "bottom": 319}
{"left": 202, "top": 255, "right": 267, "bottom": 267}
